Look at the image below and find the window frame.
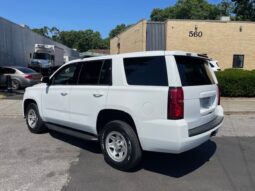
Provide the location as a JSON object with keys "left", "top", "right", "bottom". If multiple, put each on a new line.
{"left": 77, "top": 59, "right": 112, "bottom": 86}
{"left": 232, "top": 54, "right": 244, "bottom": 68}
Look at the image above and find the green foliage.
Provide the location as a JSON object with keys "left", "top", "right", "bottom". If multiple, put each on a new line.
{"left": 56, "top": 30, "right": 109, "bottom": 52}
{"left": 150, "top": 0, "right": 221, "bottom": 21}
{"left": 32, "top": 27, "right": 50, "bottom": 37}
{"left": 150, "top": 0, "right": 255, "bottom": 21}
{"left": 32, "top": 27, "right": 109, "bottom": 52}
{"left": 109, "top": 24, "right": 131, "bottom": 38}
{"left": 216, "top": 69, "right": 255, "bottom": 97}
{"left": 232, "top": 0, "right": 255, "bottom": 21}
{"left": 217, "top": 0, "right": 234, "bottom": 16}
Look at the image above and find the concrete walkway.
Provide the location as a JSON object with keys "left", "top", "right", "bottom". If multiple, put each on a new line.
{"left": 0, "top": 99, "right": 23, "bottom": 117}
{"left": 221, "top": 97, "right": 255, "bottom": 114}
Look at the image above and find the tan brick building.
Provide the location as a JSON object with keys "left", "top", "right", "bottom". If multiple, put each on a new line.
{"left": 110, "top": 19, "right": 255, "bottom": 70}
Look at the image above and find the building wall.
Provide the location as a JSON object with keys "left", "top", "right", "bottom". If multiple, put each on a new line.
{"left": 0, "top": 17, "right": 79, "bottom": 67}
{"left": 146, "top": 21, "right": 166, "bottom": 51}
{"left": 110, "top": 20, "right": 147, "bottom": 54}
{"left": 166, "top": 20, "right": 255, "bottom": 70}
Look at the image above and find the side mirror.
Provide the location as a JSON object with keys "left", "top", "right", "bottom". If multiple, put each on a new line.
{"left": 41, "top": 76, "right": 50, "bottom": 85}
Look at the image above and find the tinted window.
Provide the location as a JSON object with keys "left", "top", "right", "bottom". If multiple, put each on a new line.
{"left": 17, "top": 67, "right": 36, "bottom": 74}
{"left": 52, "top": 64, "right": 79, "bottom": 85}
{"left": 124, "top": 56, "right": 168, "bottom": 86}
{"left": 3, "top": 68, "right": 16, "bottom": 74}
{"left": 33, "top": 53, "right": 51, "bottom": 60}
{"left": 78, "top": 60, "right": 112, "bottom": 85}
{"left": 78, "top": 61, "right": 103, "bottom": 85}
{"left": 233, "top": 55, "right": 244, "bottom": 68}
{"left": 99, "top": 60, "right": 112, "bottom": 85}
{"left": 175, "top": 56, "right": 215, "bottom": 86}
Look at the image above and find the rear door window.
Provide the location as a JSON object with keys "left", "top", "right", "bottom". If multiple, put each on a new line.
{"left": 123, "top": 56, "right": 168, "bottom": 86}
{"left": 78, "top": 59, "right": 112, "bottom": 85}
{"left": 99, "top": 59, "right": 112, "bottom": 85}
{"left": 175, "top": 56, "right": 215, "bottom": 86}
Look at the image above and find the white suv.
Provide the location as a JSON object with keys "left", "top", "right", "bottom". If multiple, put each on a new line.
{"left": 23, "top": 51, "right": 224, "bottom": 171}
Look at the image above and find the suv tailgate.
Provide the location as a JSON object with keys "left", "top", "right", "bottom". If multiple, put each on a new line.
{"left": 175, "top": 55, "right": 219, "bottom": 130}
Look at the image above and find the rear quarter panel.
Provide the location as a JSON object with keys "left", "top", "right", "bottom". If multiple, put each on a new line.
{"left": 107, "top": 55, "right": 172, "bottom": 140}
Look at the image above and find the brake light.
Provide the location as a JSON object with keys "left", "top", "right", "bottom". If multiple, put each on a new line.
{"left": 168, "top": 87, "right": 184, "bottom": 120}
{"left": 217, "top": 85, "right": 221, "bottom": 105}
{"left": 25, "top": 75, "right": 33, "bottom": 79}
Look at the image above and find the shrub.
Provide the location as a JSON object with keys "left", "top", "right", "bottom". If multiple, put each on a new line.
{"left": 216, "top": 69, "right": 255, "bottom": 97}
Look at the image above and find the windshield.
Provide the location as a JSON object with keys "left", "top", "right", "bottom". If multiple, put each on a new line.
{"left": 33, "top": 53, "right": 51, "bottom": 60}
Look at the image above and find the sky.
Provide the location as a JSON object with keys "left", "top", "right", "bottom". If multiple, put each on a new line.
{"left": 0, "top": 0, "right": 221, "bottom": 38}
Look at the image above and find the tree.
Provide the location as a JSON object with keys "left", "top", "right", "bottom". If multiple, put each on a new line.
{"left": 50, "top": 27, "right": 60, "bottom": 41}
{"left": 109, "top": 24, "right": 131, "bottom": 39}
{"left": 217, "top": 0, "right": 234, "bottom": 16}
{"left": 32, "top": 26, "right": 50, "bottom": 37}
{"left": 232, "top": 0, "right": 255, "bottom": 21}
{"left": 57, "top": 30, "right": 109, "bottom": 52}
{"left": 32, "top": 26, "right": 60, "bottom": 39}
{"left": 32, "top": 27, "right": 109, "bottom": 52}
{"left": 150, "top": 0, "right": 221, "bottom": 21}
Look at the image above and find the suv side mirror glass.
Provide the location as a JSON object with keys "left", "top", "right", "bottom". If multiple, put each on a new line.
{"left": 41, "top": 76, "right": 50, "bottom": 85}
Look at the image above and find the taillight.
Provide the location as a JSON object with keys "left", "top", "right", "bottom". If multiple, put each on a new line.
{"left": 168, "top": 87, "right": 184, "bottom": 120}
{"left": 217, "top": 85, "right": 221, "bottom": 105}
{"left": 25, "top": 75, "right": 33, "bottom": 79}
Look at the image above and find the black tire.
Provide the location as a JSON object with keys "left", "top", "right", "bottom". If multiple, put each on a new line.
{"left": 100, "top": 120, "right": 142, "bottom": 171}
{"left": 11, "top": 79, "right": 20, "bottom": 90}
{"left": 25, "top": 103, "right": 47, "bottom": 134}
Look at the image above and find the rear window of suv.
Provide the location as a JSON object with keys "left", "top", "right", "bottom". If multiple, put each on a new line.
{"left": 124, "top": 56, "right": 168, "bottom": 86}
{"left": 175, "top": 56, "right": 215, "bottom": 86}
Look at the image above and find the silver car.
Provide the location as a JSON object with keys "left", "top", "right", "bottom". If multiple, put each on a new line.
{"left": 0, "top": 66, "right": 42, "bottom": 90}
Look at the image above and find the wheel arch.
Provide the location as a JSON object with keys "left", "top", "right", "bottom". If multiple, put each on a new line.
{"left": 23, "top": 99, "right": 38, "bottom": 117}
{"left": 96, "top": 109, "right": 138, "bottom": 136}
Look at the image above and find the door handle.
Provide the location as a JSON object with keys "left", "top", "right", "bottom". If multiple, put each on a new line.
{"left": 93, "top": 94, "right": 103, "bottom": 98}
{"left": 61, "top": 92, "right": 68, "bottom": 96}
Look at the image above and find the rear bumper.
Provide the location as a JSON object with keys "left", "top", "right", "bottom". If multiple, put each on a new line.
{"left": 189, "top": 115, "right": 223, "bottom": 137}
{"left": 138, "top": 106, "right": 224, "bottom": 154}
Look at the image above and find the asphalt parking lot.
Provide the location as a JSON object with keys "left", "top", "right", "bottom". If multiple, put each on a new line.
{"left": 0, "top": 98, "right": 255, "bottom": 191}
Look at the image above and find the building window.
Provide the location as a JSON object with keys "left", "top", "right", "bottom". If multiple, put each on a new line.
{"left": 233, "top": 55, "right": 244, "bottom": 68}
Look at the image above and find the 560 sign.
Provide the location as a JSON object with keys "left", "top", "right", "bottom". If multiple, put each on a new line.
{"left": 189, "top": 30, "right": 203, "bottom": 37}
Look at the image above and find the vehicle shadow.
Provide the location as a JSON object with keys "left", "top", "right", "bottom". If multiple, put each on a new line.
{"left": 49, "top": 130, "right": 101, "bottom": 154}
{"left": 140, "top": 140, "right": 217, "bottom": 177}
{"left": 49, "top": 130, "right": 216, "bottom": 177}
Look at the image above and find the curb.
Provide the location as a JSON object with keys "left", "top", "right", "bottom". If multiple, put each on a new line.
{"left": 224, "top": 111, "right": 255, "bottom": 115}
